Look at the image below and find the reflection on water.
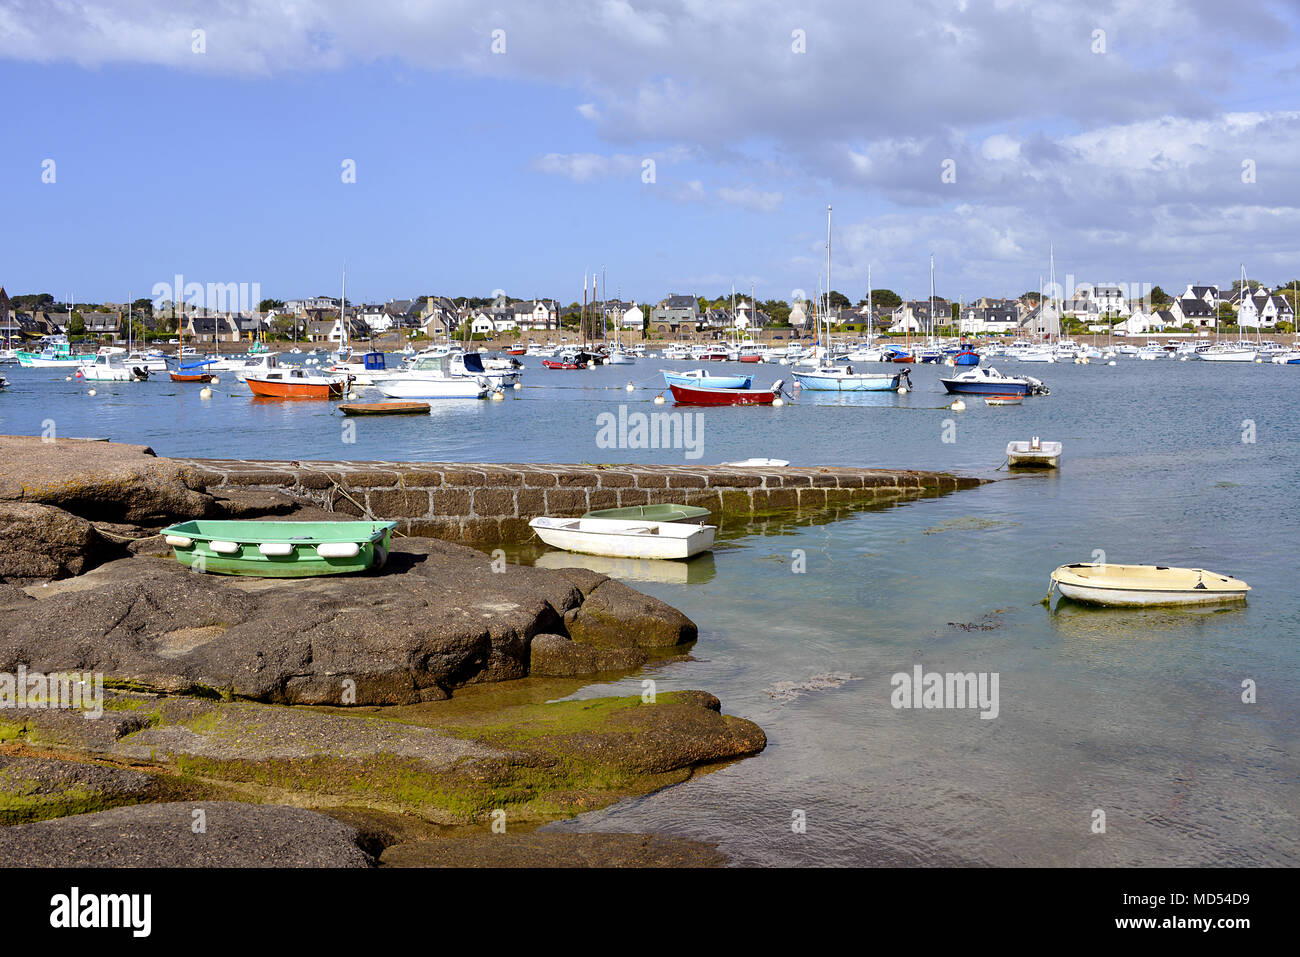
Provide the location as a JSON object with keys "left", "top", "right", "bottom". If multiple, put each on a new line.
{"left": 534, "top": 550, "right": 717, "bottom": 585}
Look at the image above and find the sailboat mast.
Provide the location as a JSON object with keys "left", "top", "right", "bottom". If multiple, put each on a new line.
{"left": 825, "top": 205, "right": 832, "bottom": 359}
{"left": 929, "top": 253, "right": 935, "bottom": 344}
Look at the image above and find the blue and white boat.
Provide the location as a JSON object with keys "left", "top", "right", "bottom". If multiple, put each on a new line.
{"left": 939, "top": 366, "right": 1048, "bottom": 396}
{"left": 792, "top": 365, "right": 905, "bottom": 392}
{"left": 661, "top": 369, "right": 752, "bottom": 390}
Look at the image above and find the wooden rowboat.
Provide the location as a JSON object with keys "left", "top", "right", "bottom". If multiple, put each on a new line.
{"left": 985, "top": 394, "right": 1023, "bottom": 406}
{"left": 339, "top": 401, "right": 431, "bottom": 416}
{"left": 159, "top": 520, "right": 396, "bottom": 577}
{"left": 170, "top": 371, "right": 213, "bottom": 383}
{"left": 1050, "top": 563, "right": 1250, "bottom": 607}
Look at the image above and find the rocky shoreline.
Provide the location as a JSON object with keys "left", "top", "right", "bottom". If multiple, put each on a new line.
{"left": 0, "top": 436, "right": 766, "bottom": 867}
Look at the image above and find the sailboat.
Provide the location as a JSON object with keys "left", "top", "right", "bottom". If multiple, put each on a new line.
{"left": 793, "top": 206, "right": 906, "bottom": 392}
{"left": 169, "top": 303, "right": 214, "bottom": 382}
{"left": 1200, "top": 265, "right": 1260, "bottom": 361}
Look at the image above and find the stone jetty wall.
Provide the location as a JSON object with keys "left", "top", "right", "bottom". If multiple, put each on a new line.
{"left": 177, "top": 458, "right": 985, "bottom": 543}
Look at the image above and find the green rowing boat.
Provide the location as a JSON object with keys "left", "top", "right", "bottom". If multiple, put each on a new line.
{"left": 582, "top": 504, "right": 712, "bottom": 523}
{"left": 158, "top": 520, "right": 396, "bottom": 577}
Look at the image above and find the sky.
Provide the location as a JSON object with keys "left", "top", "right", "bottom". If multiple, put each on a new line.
{"left": 2, "top": 0, "right": 1299, "bottom": 307}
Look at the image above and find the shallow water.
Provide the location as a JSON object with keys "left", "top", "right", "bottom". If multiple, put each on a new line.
{"left": 2, "top": 355, "right": 1296, "bottom": 865}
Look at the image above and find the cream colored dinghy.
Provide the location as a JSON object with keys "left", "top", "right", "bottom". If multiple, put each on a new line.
{"left": 1007, "top": 436, "right": 1061, "bottom": 468}
{"left": 1050, "top": 563, "right": 1250, "bottom": 607}
{"left": 529, "top": 516, "right": 716, "bottom": 560}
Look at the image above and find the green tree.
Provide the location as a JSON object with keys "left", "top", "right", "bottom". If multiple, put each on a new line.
{"left": 69, "top": 311, "right": 85, "bottom": 335}
{"left": 259, "top": 298, "right": 286, "bottom": 313}
{"left": 827, "top": 290, "right": 851, "bottom": 309}
{"left": 1149, "top": 286, "right": 1171, "bottom": 305}
{"left": 861, "top": 288, "right": 902, "bottom": 308}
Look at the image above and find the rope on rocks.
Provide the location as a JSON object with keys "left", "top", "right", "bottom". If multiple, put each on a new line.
{"left": 326, "top": 476, "right": 409, "bottom": 537}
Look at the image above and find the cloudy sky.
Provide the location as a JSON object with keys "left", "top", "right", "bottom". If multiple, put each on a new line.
{"left": 2, "top": 0, "right": 1298, "bottom": 305}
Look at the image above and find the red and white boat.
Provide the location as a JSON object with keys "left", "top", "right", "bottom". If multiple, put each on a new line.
{"left": 542, "top": 359, "right": 584, "bottom": 370}
{"left": 668, "top": 379, "right": 785, "bottom": 406}
{"left": 246, "top": 368, "right": 353, "bottom": 399}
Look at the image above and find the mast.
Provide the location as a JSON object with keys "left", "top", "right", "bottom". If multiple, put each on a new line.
{"left": 825, "top": 204, "right": 832, "bottom": 362}
{"left": 929, "top": 253, "right": 935, "bottom": 346}
{"left": 581, "top": 272, "right": 588, "bottom": 351}
{"left": 867, "top": 265, "right": 873, "bottom": 342}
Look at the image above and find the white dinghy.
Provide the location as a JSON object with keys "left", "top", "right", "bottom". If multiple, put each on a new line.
{"left": 1049, "top": 563, "right": 1250, "bottom": 607}
{"left": 1007, "top": 437, "right": 1061, "bottom": 468}
{"left": 529, "top": 516, "right": 716, "bottom": 560}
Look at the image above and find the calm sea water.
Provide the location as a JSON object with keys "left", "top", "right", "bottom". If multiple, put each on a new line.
{"left": 2, "top": 356, "right": 1296, "bottom": 865}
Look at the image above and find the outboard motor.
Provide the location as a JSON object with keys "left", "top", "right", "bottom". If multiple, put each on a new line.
{"left": 770, "top": 378, "right": 785, "bottom": 396}
{"left": 130, "top": 366, "right": 149, "bottom": 381}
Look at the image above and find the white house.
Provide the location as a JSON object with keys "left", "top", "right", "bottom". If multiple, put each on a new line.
{"left": 1112, "top": 310, "right": 1166, "bottom": 335}
{"left": 617, "top": 303, "right": 644, "bottom": 333}
{"left": 470, "top": 314, "right": 495, "bottom": 336}
{"left": 960, "top": 304, "right": 1020, "bottom": 335}
{"left": 1259, "top": 294, "right": 1294, "bottom": 327}
{"left": 359, "top": 304, "right": 393, "bottom": 333}
{"left": 1180, "top": 284, "right": 1221, "bottom": 310}
{"left": 1169, "top": 296, "right": 1216, "bottom": 327}
{"left": 511, "top": 299, "right": 558, "bottom": 330}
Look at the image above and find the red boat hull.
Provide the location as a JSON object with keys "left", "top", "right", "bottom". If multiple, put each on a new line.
{"left": 738, "top": 355, "right": 762, "bottom": 363}
{"left": 543, "top": 360, "right": 583, "bottom": 370}
{"left": 669, "top": 383, "right": 778, "bottom": 406}
{"left": 170, "top": 372, "right": 212, "bottom": 382}
{"left": 246, "top": 378, "right": 344, "bottom": 399}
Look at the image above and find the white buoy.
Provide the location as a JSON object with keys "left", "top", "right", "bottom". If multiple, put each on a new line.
{"left": 211, "top": 376, "right": 220, "bottom": 384}
{"left": 87, "top": 389, "right": 97, "bottom": 396}
{"left": 653, "top": 394, "right": 666, "bottom": 405}
{"left": 897, "top": 386, "right": 909, "bottom": 394}
{"left": 65, "top": 376, "right": 72, "bottom": 381}
{"left": 951, "top": 399, "right": 966, "bottom": 411}
{"left": 625, "top": 382, "right": 635, "bottom": 392}
{"left": 1255, "top": 357, "right": 1263, "bottom": 364}
{"left": 491, "top": 390, "right": 504, "bottom": 401}
{"left": 199, "top": 386, "right": 212, "bottom": 399}
{"left": 1108, "top": 360, "right": 1117, "bottom": 366}
{"left": 773, "top": 396, "right": 784, "bottom": 406}
{"left": 1180, "top": 355, "right": 1188, "bottom": 361}
{"left": 512, "top": 381, "right": 522, "bottom": 390}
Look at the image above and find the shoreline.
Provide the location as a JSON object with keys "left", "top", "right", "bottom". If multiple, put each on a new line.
{"left": 0, "top": 435, "right": 983, "bottom": 866}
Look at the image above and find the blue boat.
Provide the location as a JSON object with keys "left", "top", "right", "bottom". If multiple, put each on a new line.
{"left": 661, "top": 369, "right": 752, "bottom": 390}
{"left": 953, "top": 351, "right": 980, "bottom": 366}
{"left": 792, "top": 367, "right": 904, "bottom": 391}
{"left": 940, "top": 366, "right": 1046, "bottom": 396}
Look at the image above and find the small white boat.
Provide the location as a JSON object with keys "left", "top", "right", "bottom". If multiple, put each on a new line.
{"left": 985, "top": 395, "right": 1023, "bottom": 406}
{"left": 529, "top": 516, "right": 716, "bottom": 560}
{"left": 1006, "top": 437, "right": 1061, "bottom": 468}
{"left": 1050, "top": 563, "right": 1250, "bottom": 607}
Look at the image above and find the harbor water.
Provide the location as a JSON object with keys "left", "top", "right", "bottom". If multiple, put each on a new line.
{"left": 1, "top": 355, "right": 1295, "bottom": 865}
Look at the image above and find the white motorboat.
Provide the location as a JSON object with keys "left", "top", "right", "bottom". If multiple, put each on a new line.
{"left": 1006, "top": 437, "right": 1062, "bottom": 468}
{"left": 78, "top": 352, "right": 150, "bottom": 381}
{"left": 1049, "top": 563, "right": 1250, "bottom": 607}
{"left": 792, "top": 365, "right": 905, "bottom": 391}
{"left": 529, "top": 515, "right": 716, "bottom": 560}
{"left": 376, "top": 377, "right": 488, "bottom": 399}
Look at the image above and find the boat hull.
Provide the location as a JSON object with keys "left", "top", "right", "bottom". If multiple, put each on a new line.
{"left": 530, "top": 516, "right": 716, "bottom": 560}
{"left": 942, "top": 377, "right": 1031, "bottom": 396}
{"left": 376, "top": 379, "right": 487, "bottom": 399}
{"left": 159, "top": 520, "right": 395, "bottom": 577}
{"left": 246, "top": 373, "right": 347, "bottom": 399}
{"left": 662, "top": 370, "right": 752, "bottom": 389}
{"left": 668, "top": 382, "right": 779, "bottom": 405}
{"left": 1051, "top": 563, "right": 1250, "bottom": 607}
{"left": 792, "top": 370, "right": 900, "bottom": 391}
{"left": 339, "top": 401, "right": 432, "bottom": 416}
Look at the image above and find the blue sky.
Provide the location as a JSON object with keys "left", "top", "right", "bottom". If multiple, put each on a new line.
{"left": 2, "top": 0, "right": 1299, "bottom": 306}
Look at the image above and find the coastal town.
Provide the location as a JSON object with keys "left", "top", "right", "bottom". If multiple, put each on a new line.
{"left": 2, "top": 277, "right": 1298, "bottom": 351}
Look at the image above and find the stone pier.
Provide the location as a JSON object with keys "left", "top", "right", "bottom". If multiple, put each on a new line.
{"left": 179, "top": 458, "right": 986, "bottom": 543}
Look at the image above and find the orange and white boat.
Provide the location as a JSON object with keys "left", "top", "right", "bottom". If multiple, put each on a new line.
{"left": 246, "top": 368, "right": 352, "bottom": 399}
